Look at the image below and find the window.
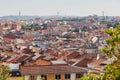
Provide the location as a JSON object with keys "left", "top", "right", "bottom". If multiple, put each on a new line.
{"left": 76, "top": 73, "right": 83, "bottom": 78}
{"left": 65, "top": 74, "right": 70, "bottom": 79}
{"left": 41, "top": 74, "right": 47, "bottom": 80}
{"left": 30, "top": 75, "right": 34, "bottom": 80}
{"left": 55, "top": 74, "right": 61, "bottom": 80}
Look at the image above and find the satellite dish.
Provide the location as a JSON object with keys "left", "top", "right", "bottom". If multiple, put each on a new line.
{"left": 92, "top": 36, "right": 98, "bottom": 43}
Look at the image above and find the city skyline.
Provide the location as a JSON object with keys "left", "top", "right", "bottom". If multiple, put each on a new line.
{"left": 0, "top": 0, "right": 119, "bottom": 16}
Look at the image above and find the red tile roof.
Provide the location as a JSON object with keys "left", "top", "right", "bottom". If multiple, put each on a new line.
{"left": 13, "top": 55, "right": 29, "bottom": 63}
{"left": 35, "top": 59, "right": 51, "bottom": 65}
{"left": 67, "top": 51, "right": 80, "bottom": 59}
{"left": 21, "top": 65, "right": 86, "bottom": 75}
{"left": 75, "top": 58, "right": 93, "bottom": 67}
{"left": 4, "top": 35, "right": 20, "bottom": 39}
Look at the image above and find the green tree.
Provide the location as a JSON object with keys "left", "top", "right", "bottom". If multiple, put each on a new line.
{"left": 81, "top": 74, "right": 98, "bottom": 80}
{"left": 32, "top": 26, "right": 40, "bottom": 31}
{"left": 101, "top": 26, "right": 120, "bottom": 80}
{"left": 102, "top": 26, "right": 120, "bottom": 58}
{"left": 73, "top": 28, "right": 79, "bottom": 32}
{"left": 0, "top": 65, "right": 10, "bottom": 80}
{"left": 4, "top": 23, "right": 8, "bottom": 27}
{"left": 81, "top": 26, "right": 120, "bottom": 80}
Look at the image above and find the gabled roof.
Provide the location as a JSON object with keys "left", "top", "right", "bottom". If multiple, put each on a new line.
{"left": 21, "top": 65, "right": 86, "bottom": 75}
{"left": 67, "top": 51, "right": 80, "bottom": 59}
{"left": 74, "top": 58, "right": 93, "bottom": 67}
{"left": 4, "top": 34, "right": 20, "bottom": 39}
{"left": 13, "top": 55, "right": 29, "bottom": 63}
{"left": 35, "top": 59, "right": 51, "bottom": 66}
{"left": 1, "top": 56, "right": 11, "bottom": 62}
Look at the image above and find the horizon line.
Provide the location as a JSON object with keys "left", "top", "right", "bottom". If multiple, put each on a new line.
{"left": 0, "top": 14, "right": 120, "bottom": 17}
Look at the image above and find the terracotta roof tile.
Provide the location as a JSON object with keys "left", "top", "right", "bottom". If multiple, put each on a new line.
{"left": 75, "top": 58, "right": 93, "bottom": 67}
{"left": 67, "top": 51, "right": 80, "bottom": 59}
{"left": 21, "top": 65, "right": 86, "bottom": 75}
{"left": 35, "top": 59, "right": 51, "bottom": 65}
{"left": 13, "top": 55, "right": 28, "bottom": 63}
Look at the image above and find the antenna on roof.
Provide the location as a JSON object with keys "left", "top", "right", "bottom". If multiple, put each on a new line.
{"left": 102, "top": 11, "right": 105, "bottom": 21}
{"left": 19, "top": 11, "right": 21, "bottom": 17}
{"left": 57, "top": 12, "right": 59, "bottom": 18}
{"left": 102, "top": 11, "right": 104, "bottom": 17}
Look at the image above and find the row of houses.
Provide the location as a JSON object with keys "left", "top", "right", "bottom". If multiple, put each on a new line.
{"left": 0, "top": 17, "right": 118, "bottom": 80}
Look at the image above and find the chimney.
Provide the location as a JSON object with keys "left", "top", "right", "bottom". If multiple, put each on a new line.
{"left": 96, "top": 53, "right": 100, "bottom": 60}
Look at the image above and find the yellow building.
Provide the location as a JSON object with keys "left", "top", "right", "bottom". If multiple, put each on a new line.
{"left": 21, "top": 64, "right": 87, "bottom": 80}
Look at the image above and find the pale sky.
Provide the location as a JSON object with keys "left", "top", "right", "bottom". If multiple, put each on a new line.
{"left": 0, "top": 0, "right": 119, "bottom": 16}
